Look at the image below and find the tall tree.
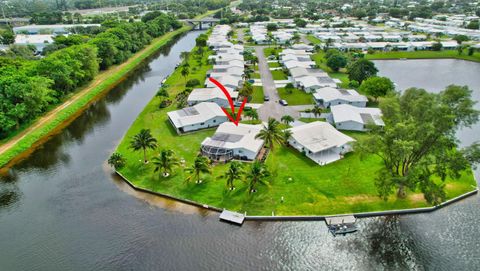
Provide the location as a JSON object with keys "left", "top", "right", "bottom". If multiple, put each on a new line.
{"left": 153, "top": 149, "right": 180, "bottom": 177}
{"left": 129, "top": 129, "right": 158, "bottom": 164}
{"left": 255, "top": 117, "right": 284, "bottom": 150}
{"left": 181, "top": 64, "right": 190, "bottom": 84}
{"left": 359, "top": 76, "right": 395, "bottom": 102}
{"left": 108, "top": 152, "right": 126, "bottom": 171}
{"left": 219, "top": 161, "right": 244, "bottom": 190}
{"left": 347, "top": 59, "right": 378, "bottom": 84}
{"left": 246, "top": 161, "right": 270, "bottom": 193}
{"left": 185, "top": 155, "right": 212, "bottom": 184}
{"left": 281, "top": 115, "right": 294, "bottom": 125}
{"left": 356, "top": 86, "right": 480, "bottom": 204}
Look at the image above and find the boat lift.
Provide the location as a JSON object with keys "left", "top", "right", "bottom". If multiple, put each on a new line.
{"left": 325, "top": 215, "right": 358, "bottom": 236}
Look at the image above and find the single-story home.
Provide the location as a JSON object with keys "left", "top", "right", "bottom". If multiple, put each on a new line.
{"left": 187, "top": 88, "right": 238, "bottom": 108}
{"left": 313, "top": 87, "right": 368, "bottom": 108}
{"left": 288, "top": 121, "right": 355, "bottom": 165}
{"left": 167, "top": 102, "right": 228, "bottom": 134}
{"left": 205, "top": 74, "right": 242, "bottom": 90}
{"left": 330, "top": 104, "right": 384, "bottom": 131}
{"left": 201, "top": 122, "right": 264, "bottom": 161}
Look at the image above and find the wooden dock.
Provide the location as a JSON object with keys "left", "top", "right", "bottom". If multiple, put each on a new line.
{"left": 325, "top": 215, "right": 356, "bottom": 226}
{"left": 219, "top": 210, "right": 245, "bottom": 225}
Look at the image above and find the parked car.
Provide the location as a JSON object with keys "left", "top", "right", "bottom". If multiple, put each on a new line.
{"left": 264, "top": 95, "right": 270, "bottom": 101}
{"left": 279, "top": 99, "right": 288, "bottom": 106}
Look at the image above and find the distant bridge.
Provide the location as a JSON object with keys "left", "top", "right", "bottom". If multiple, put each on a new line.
{"left": 180, "top": 17, "right": 220, "bottom": 30}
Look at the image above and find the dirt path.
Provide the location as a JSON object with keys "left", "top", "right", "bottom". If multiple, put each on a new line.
{"left": 0, "top": 28, "right": 185, "bottom": 157}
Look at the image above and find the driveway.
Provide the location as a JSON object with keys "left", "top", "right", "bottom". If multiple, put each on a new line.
{"left": 254, "top": 46, "right": 300, "bottom": 121}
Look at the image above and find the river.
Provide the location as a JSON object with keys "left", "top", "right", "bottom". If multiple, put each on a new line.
{"left": 0, "top": 33, "right": 479, "bottom": 270}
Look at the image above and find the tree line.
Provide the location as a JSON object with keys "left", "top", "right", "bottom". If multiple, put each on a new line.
{"left": 0, "top": 12, "right": 181, "bottom": 139}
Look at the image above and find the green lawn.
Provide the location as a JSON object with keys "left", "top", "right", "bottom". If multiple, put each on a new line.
{"left": 277, "top": 87, "right": 313, "bottom": 105}
{"left": 271, "top": 69, "right": 288, "bottom": 80}
{"left": 306, "top": 34, "right": 322, "bottom": 45}
{"left": 365, "top": 50, "right": 480, "bottom": 63}
{"left": 268, "top": 62, "right": 281, "bottom": 68}
{"left": 115, "top": 36, "right": 477, "bottom": 216}
{"left": 250, "top": 72, "right": 261, "bottom": 79}
{"left": 263, "top": 47, "right": 282, "bottom": 58}
{"left": 251, "top": 86, "right": 264, "bottom": 103}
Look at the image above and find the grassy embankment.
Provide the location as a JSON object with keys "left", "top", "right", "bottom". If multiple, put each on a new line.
{"left": 115, "top": 39, "right": 476, "bottom": 216}
{"left": 0, "top": 10, "right": 220, "bottom": 169}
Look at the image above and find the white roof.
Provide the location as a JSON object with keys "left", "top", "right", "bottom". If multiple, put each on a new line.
{"left": 289, "top": 67, "right": 328, "bottom": 78}
{"left": 331, "top": 104, "right": 384, "bottom": 126}
{"left": 289, "top": 121, "right": 355, "bottom": 153}
{"left": 167, "top": 102, "right": 226, "bottom": 128}
{"left": 281, "top": 49, "right": 312, "bottom": 56}
{"left": 205, "top": 75, "right": 240, "bottom": 89}
{"left": 188, "top": 88, "right": 238, "bottom": 103}
{"left": 313, "top": 87, "right": 368, "bottom": 103}
{"left": 201, "top": 122, "right": 264, "bottom": 153}
{"left": 15, "top": 34, "right": 53, "bottom": 44}
{"left": 295, "top": 76, "right": 322, "bottom": 88}
{"left": 284, "top": 59, "right": 315, "bottom": 69}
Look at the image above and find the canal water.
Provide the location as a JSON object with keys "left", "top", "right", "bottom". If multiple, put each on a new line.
{"left": 0, "top": 31, "right": 479, "bottom": 269}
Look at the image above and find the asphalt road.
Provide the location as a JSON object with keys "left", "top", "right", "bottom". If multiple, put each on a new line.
{"left": 254, "top": 46, "right": 311, "bottom": 121}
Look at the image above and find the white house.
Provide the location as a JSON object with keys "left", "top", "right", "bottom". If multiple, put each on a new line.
{"left": 167, "top": 102, "right": 228, "bottom": 134}
{"left": 14, "top": 34, "right": 53, "bottom": 51}
{"left": 187, "top": 88, "right": 238, "bottom": 108}
{"left": 201, "top": 122, "right": 264, "bottom": 161}
{"left": 288, "top": 121, "right": 355, "bottom": 165}
{"left": 313, "top": 87, "right": 368, "bottom": 108}
{"left": 205, "top": 74, "right": 241, "bottom": 91}
{"left": 330, "top": 104, "right": 384, "bottom": 131}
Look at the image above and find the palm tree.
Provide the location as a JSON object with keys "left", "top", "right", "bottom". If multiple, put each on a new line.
{"left": 244, "top": 109, "right": 258, "bottom": 121}
{"left": 281, "top": 115, "right": 294, "bottom": 126}
{"left": 282, "top": 129, "right": 292, "bottom": 145}
{"left": 185, "top": 155, "right": 211, "bottom": 184}
{"left": 312, "top": 105, "right": 324, "bottom": 118}
{"left": 129, "top": 129, "right": 157, "bottom": 163}
{"left": 108, "top": 152, "right": 126, "bottom": 170}
{"left": 255, "top": 117, "right": 284, "bottom": 150}
{"left": 219, "top": 161, "right": 244, "bottom": 190}
{"left": 251, "top": 56, "right": 258, "bottom": 68}
{"left": 180, "top": 51, "right": 190, "bottom": 64}
{"left": 246, "top": 161, "right": 270, "bottom": 193}
{"left": 181, "top": 64, "right": 190, "bottom": 84}
{"left": 153, "top": 149, "right": 180, "bottom": 178}
{"left": 239, "top": 81, "right": 253, "bottom": 98}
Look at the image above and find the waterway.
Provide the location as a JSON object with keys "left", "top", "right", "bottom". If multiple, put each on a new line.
{"left": 0, "top": 36, "right": 479, "bottom": 270}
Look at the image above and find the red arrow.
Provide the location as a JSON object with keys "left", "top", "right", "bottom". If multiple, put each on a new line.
{"left": 209, "top": 77, "right": 247, "bottom": 126}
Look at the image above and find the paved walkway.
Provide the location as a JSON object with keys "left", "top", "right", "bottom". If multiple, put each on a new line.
{"left": 254, "top": 46, "right": 299, "bottom": 121}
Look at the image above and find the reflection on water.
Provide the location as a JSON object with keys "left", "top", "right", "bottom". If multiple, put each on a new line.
{"left": 0, "top": 39, "right": 479, "bottom": 270}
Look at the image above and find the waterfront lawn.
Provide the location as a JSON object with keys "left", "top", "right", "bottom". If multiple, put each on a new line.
{"left": 116, "top": 40, "right": 477, "bottom": 216}
{"left": 251, "top": 72, "right": 261, "bottom": 79}
{"left": 251, "top": 86, "right": 264, "bottom": 103}
{"left": 365, "top": 50, "right": 480, "bottom": 63}
{"left": 271, "top": 70, "right": 288, "bottom": 80}
{"left": 277, "top": 87, "right": 313, "bottom": 105}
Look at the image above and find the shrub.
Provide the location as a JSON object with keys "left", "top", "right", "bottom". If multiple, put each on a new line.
{"left": 186, "top": 79, "right": 200, "bottom": 87}
{"left": 159, "top": 99, "right": 172, "bottom": 108}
